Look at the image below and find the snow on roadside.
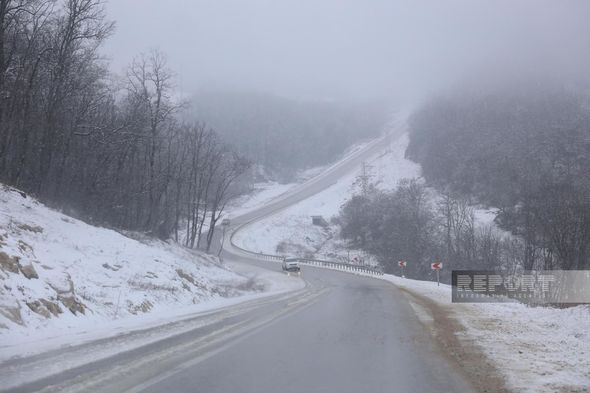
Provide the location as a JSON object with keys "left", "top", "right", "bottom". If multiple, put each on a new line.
{"left": 0, "top": 184, "right": 302, "bottom": 359}
{"left": 224, "top": 181, "right": 296, "bottom": 219}
{"left": 385, "top": 274, "right": 590, "bottom": 393}
{"left": 0, "top": 273, "right": 303, "bottom": 363}
{"left": 0, "top": 267, "right": 305, "bottom": 391}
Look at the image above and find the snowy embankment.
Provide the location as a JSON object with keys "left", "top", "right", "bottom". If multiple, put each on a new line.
{"left": 386, "top": 275, "right": 590, "bottom": 393}
{"left": 0, "top": 185, "right": 302, "bottom": 360}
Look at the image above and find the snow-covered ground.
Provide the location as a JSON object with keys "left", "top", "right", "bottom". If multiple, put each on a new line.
{"left": 0, "top": 184, "right": 303, "bottom": 360}
{"left": 232, "top": 128, "right": 421, "bottom": 259}
{"left": 386, "top": 274, "right": 590, "bottom": 393}
{"left": 224, "top": 181, "right": 296, "bottom": 220}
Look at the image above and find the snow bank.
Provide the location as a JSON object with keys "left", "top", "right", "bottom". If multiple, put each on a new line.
{"left": 385, "top": 274, "right": 590, "bottom": 393}
{"left": 0, "top": 184, "right": 289, "bottom": 350}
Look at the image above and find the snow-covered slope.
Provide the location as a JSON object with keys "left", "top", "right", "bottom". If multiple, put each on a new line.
{"left": 232, "top": 119, "right": 499, "bottom": 261}
{"left": 0, "top": 185, "right": 263, "bottom": 339}
{"left": 232, "top": 126, "right": 421, "bottom": 258}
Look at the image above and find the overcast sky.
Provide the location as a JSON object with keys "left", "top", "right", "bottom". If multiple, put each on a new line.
{"left": 103, "top": 0, "right": 590, "bottom": 103}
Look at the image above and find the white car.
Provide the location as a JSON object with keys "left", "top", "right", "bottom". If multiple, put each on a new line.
{"left": 282, "top": 257, "right": 301, "bottom": 273}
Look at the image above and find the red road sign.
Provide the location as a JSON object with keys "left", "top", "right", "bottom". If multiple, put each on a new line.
{"left": 431, "top": 262, "right": 443, "bottom": 270}
{"left": 398, "top": 261, "right": 407, "bottom": 268}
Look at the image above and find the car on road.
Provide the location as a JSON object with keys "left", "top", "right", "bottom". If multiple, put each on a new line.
{"left": 282, "top": 257, "right": 301, "bottom": 273}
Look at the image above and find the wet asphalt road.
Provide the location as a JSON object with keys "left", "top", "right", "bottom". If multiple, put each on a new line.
{"left": 136, "top": 259, "right": 474, "bottom": 393}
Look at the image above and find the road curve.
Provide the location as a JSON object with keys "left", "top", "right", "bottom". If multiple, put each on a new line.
{"left": 1, "top": 127, "right": 476, "bottom": 393}
{"left": 195, "top": 127, "right": 476, "bottom": 393}
{"left": 130, "top": 126, "right": 475, "bottom": 393}
{"left": 139, "top": 265, "right": 474, "bottom": 393}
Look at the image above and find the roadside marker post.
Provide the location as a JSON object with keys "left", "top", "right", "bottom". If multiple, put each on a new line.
{"left": 398, "top": 260, "right": 407, "bottom": 277}
{"left": 431, "top": 262, "right": 443, "bottom": 286}
{"left": 218, "top": 218, "right": 231, "bottom": 259}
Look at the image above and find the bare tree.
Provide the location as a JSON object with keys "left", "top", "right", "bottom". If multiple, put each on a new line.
{"left": 126, "top": 50, "right": 182, "bottom": 232}
{"left": 0, "top": 1, "right": 251, "bottom": 251}
{"left": 205, "top": 151, "right": 250, "bottom": 252}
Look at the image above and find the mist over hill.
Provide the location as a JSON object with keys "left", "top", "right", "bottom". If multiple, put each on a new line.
{"left": 406, "top": 85, "right": 590, "bottom": 271}
{"left": 190, "top": 90, "right": 390, "bottom": 181}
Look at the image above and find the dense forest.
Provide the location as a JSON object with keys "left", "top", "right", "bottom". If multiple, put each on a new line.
{"left": 340, "top": 87, "right": 590, "bottom": 279}
{"left": 407, "top": 88, "right": 590, "bottom": 271}
{"left": 191, "top": 90, "right": 387, "bottom": 181}
{"left": 0, "top": 0, "right": 248, "bottom": 249}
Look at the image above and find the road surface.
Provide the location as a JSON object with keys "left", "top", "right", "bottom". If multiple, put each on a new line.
{"left": 1, "top": 129, "right": 475, "bottom": 393}
{"left": 137, "top": 263, "right": 473, "bottom": 393}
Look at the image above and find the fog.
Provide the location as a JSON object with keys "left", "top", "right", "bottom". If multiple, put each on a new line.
{"left": 103, "top": 0, "right": 590, "bottom": 103}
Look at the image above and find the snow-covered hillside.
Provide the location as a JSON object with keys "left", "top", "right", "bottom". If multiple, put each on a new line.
{"left": 232, "top": 118, "right": 500, "bottom": 262}
{"left": 0, "top": 185, "right": 297, "bottom": 347}
{"left": 232, "top": 127, "right": 421, "bottom": 259}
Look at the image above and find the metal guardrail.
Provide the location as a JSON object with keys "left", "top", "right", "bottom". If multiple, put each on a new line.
{"left": 224, "top": 132, "right": 392, "bottom": 278}
{"left": 297, "top": 257, "right": 384, "bottom": 276}
{"left": 229, "top": 229, "right": 383, "bottom": 276}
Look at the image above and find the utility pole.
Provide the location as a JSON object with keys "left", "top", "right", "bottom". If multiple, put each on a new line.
{"left": 358, "top": 161, "right": 373, "bottom": 196}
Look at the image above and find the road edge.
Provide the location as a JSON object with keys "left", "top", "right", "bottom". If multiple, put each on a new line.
{"left": 394, "top": 284, "right": 512, "bottom": 393}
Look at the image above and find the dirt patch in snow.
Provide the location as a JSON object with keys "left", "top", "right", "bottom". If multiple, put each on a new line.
{"left": 0, "top": 303, "right": 23, "bottom": 326}
{"left": 17, "top": 240, "right": 34, "bottom": 255}
{"left": 0, "top": 252, "right": 19, "bottom": 273}
{"left": 399, "top": 287, "right": 511, "bottom": 393}
{"left": 176, "top": 269, "right": 207, "bottom": 291}
{"left": 102, "top": 263, "right": 122, "bottom": 271}
{"left": 16, "top": 223, "right": 43, "bottom": 234}
{"left": 26, "top": 299, "right": 63, "bottom": 318}
{"left": 58, "top": 294, "right": 86, "bottom": 315}
{"left": 127, "top": 299, "right": 153, "bottom": 314}
{"left": 0, "top": 251, "right": 38, "bottom": 279}
{"left": 19, "top": 263, "right": 38, "bottom": 279}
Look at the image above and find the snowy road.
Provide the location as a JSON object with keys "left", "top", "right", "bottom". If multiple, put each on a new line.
{"left": 2, "top": 127, "right": 474, "bottom": 392}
